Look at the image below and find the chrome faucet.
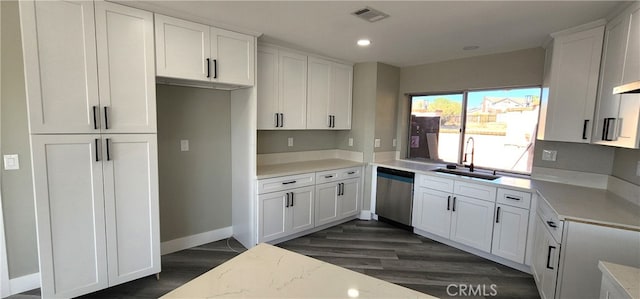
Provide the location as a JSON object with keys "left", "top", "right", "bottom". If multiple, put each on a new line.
{"left": 463, "top": 137, "right": 475, "bottom": 172}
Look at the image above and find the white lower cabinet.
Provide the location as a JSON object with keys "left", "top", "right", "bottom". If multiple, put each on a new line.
{"left": 532, "top": 214, "right": 561, "bottom": 299}
{"left": 449, "top": 195, "right": 495, "bottom": 253}
{"left": 258, "top": 167, "right": 362, "bottom": 243}
{"left": 491, "top": 204, "right": 529, "bottom": 263}
{"left": 412, "top": 187, "right": 452, "bottom": 239}
{"left": 31, "top": 134, "right": 160, "bottom": 298}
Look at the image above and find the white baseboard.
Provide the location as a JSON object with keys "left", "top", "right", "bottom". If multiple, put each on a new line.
{"left": 358, "top": 210, "right": 372, "bottom": 220}
{"left": 8, "top": 272, "right": 40, "bottom": 296}
{"left": 161, "top": 226, "right": 233, "bottom": 255}
{"left": 531, "top": 167, "right": 609, "bottom": 189}
{"left": 608, "top": 176, "right": 640, "bottom": 206}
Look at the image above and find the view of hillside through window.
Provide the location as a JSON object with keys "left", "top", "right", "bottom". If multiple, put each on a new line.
{"left": 409, "top": 87, "right": 541, "bottom": 174}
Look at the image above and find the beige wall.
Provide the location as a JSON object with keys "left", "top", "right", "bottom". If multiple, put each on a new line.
{"left": 397, "top": 47, "right": 546, "bottom": 158}
{"left": 257, "top": 130, "right": 338, "bottom": 154}
{"left": 0, "top": 0, "right": 39, "bottom": 279}
{"left": 374, "top": 63, "right": 400, "bottom": 153}
{"left": 533, "top": 140, "right": 615, "bottom": 174}
{"left": 612, "top": 148, "right": 640, "bottom": 185}
{"left": 157, "top": 85, "right": 232, "bottom": 241}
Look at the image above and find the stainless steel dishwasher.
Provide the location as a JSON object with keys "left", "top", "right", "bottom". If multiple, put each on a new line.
{"left": 375, "top": 167, "right": 415, "bottom": 227}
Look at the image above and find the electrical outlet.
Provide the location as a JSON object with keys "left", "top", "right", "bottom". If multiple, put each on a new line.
{"left": 542, "top": 150, "right": 557, "bottom": 161}
{"left": 374, "top": 139, "right": 381, "bottom": 148}
{"left": 180, "top": 140, "right": 189, "bottom": 151}
{"left": 288, "top": 137, "right": 294, "bottom": 147}
{"left": 3, "top": 154, "right": 19, "bottom": 170}
{"left": 636, "top": 161, "right": 640, "bottom": 177}
{"left": 393, "top": 139, "right": 397, "bottom": 147}
{"left": 348, "top": 138, "right": 353, "bottom": 147}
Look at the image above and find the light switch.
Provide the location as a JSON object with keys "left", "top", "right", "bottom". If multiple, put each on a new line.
{"left": 542, "top": 150, "right": 557, "bottom": 161}
{"left": 348, "top": 138, "right": 353, "bottom": 147}
{"left": 393, "top": 139, "right": 397, "bottom": 147}
{"left": 3, "top": 154, "right": 19, "bottom": 170}
{"left": 288, "top": 137, "right": 294, "bottom": 147}
{"left": 636, "top": 161, "right": 640, "bottom": 177}
{"left": 374, "top": 139, "right": 381, "bottom": 148}
{"left": 180, "top": 140, "right": 189, "bottom": 152}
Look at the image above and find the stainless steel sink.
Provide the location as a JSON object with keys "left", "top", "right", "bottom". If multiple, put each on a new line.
{"left": 433, "top": 168, "right": 501, "bottom": 180}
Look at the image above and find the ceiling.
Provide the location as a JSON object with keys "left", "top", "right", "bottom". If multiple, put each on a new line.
{"left": 122, "top": 1, "right": 628, "bottom": 67}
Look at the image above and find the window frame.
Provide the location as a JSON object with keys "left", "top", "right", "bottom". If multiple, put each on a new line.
{"left": 406, "top": 85, "right": 542, "bottom": 175}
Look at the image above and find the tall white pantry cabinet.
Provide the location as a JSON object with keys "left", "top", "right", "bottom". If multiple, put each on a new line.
{"left": 19, "top": 1, "right": 160, "bottom": 298}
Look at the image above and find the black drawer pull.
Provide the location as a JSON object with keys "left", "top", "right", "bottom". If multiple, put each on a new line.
{"left": 496, "top": 206, "right": 501, "bottom": 223}
{"left": 93, "top": 106, "right": 98, "bottom": 129}
{"left": 282, "top": 181, "right": 297, "bottom": 185}
{"left": 452, "top": 197, "right": 456, "bottom": 212}
{"left": 582, "top": 119, "right": 589, "bottom": 140}
{"left": 546, "top": 221, "right": 557, "bottom": 228}
{"left": 285, "top": 192, "right": 290, "bottom": 208}
{"left": 348, "top": 171, "right": 356, "bottom": 175}
{"left": 546, "top": 246, "right": 556, "bottom": 269}
{"left": 324, "top": 175, "right": 334, "bottom": 178}
{"left": 505, "top": 196, "right": 521, "bottom": 201}
{"left": 447, "top": 196, "right": 451, "bottom": 211}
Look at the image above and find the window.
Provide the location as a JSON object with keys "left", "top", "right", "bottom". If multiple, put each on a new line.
{"left": 408, "top": 87, "right": 541, "bottom": 174}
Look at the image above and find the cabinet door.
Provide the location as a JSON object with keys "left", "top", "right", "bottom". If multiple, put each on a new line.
{"left": 31, "top": 135, "right": 108, "bottom": 298}
{"left": 315, "top": 182, "right": 340, "bottom": 226}
{"left": 102, "top": 134, "right": 160, "bottom": 285}
{"left": 339, "top": 179, "right": 360, "bottom": 218}
{"left": 257, "top": 46, "right": 280, "bottom": 129}
{"left": 20, "top": 0, "right": 100, "bottom": 134}
{"left": 616, "top": 96, "right": 640, "bottom": 148}
{"left": 491, "top": 205, "right": 529, "bottom": 264}
{"left": 330, "top": 63, "right": 353, "bottom": 130}
{"left": 450, "top": 196, "right": 495, "bottom": 253}
{"left": 531, "top": 216, "right": 560, "bottom": 299}
{"left": 288, "top": 187, "right": 315, "bottom": 234}
{"left": 154, "top": 14, "right": 210, "bottom": 81}
{"left": 279, "top": 50, "right": 307, "bottom": 129}
{"left": 593, "top": 16, "right": 627, "bottom": 144}
{"left": 259, "top": 191, "right": 288, "bottom": 242}
{"left": 622, "top": 5, "right": 640, "bottom": 85}
{"left": 211, "top": 28, "right": 255, "bottom": 86}
{"left": 95, "top": 2, "right": 156, "bottom": 134}
{"left": 412, "top": 187, "right": 451, "bottom": 239}
{"left": 307, "top": 57, "right": 332, "bottom": 129}
{"left": 544, "top": 26, "right": 604, "bottom": 143}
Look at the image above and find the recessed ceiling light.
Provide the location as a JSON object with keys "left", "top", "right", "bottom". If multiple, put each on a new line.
{"left": 463, "top": 45, "right": 480, "bottom": 50}
{"left": 357, "top": 39, "right": 371, "bottom": 46}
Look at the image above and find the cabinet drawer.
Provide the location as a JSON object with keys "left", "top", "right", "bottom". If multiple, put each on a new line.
{"left": 416, "top": 174, "right": 454, "bottom": 193}
{"left": 537, "top": 196, "right": 564, "bottom": 243}
{"left": 454, "top": 181, "right": 496, "bottom": 202}
{"left": 338, "top": 167, "right": 361, "bottom": 179}
{"left": 258, "top": 173, "right": 315, "bottom": 194}
{"left": 497, "top": 188, "right": 532, "bottom": 209}
{"left": 315, "top": 169, "right": 341, "bottom": 184}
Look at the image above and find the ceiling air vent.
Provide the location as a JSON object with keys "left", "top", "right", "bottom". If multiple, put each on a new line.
{"left": 352, "top": 7, "right": 389, "bottom": 23}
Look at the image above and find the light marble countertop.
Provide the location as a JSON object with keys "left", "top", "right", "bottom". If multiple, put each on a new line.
{"left": 257, "top": 159, "right": 364, "bottom": 179}
{"left": 599, "top": 261, "right": 640, "bottom": 299}
{"left": 161, "top": 243, "right": 434, "bottom": 298}
{"left": 373, "top": 160, "right": 640, "bottom": 231}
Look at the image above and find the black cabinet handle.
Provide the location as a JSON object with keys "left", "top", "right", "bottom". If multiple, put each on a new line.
{"left": 106, "top": 138, "right": 111, "bottom": 161}
{"left": 274, "top": 113, "right": 279, "bottom": 127}
{"left": 546, "top": 221, "right": 557, "bottom": 228}
{"left": 93, "top": 106, "right": 98, "bottom": 130}
{"left": 290, "top": 192, "right": 294, "bottom": 207}
{"left": 325, "top": 175, "right": 334, "bottom": 178}
{"left": 348, "top": 171, "right": 356, "bottom": 175}
{"left": 279, "top": 113, "right": 284, "bottom": 127}
{"left": 447, "top": 196, "right": 451, "bottom": 211}
{"left": 213, "top": 59, "right": 218, "bottom": 79}
{"left": 496, "top": 206, "right": 501, "bottom": 223}
{"left": 505, "top": 196, "right": 521, "bottom": 201}
{"left": 285, "top": 192, "right": 290, "bottom": 208}
{"left": 328, "top": 115, "right": 332, "bottom": 128}
{"left": 546, "top": 246, "right": 556, "bottom": 269}
{"left": 452, "top": 197, "right": 457, "bottom": 212}
{"left": 95, "top": 138, "right": 100, "bottom": 162}
{"left": 341, "top": 183, "right": 345, "bottom": 196}
{"left": 206, "top": 58, "right": 210, "bottom": 78}
{"left": 582, "top": 119, "right": 589, "bottom": 140}
{"left": 604, "top": 118, "right": 616, "bottom": 141}
{"left": 104, "top": 106, "right": 109, "bottom": 130}
{"left": 282, "top": 180, "right": 297, "bottom": 185}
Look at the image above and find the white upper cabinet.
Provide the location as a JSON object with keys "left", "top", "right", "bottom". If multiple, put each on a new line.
{"left": 20, "top": 0, "right": 156, "bottom": 134}
{"left": 154, "top": 14, "right": 210, "bottom": 82}
{"left": 257, "top": 46, "right": 307, "bottom": 129}
{"left": 307, "top": 57, "right": 353, "bottom": 130}
{"left": 155, "top": 14, "right": 255, "bottom": 87}
{"left": 593, "top": 3, "right": 640, "bottom": 148}
{"left": 95, "top": 2, "right": 156, "bottom": 134}
{"left": 211, "top": 28, "right": 255, "bottom": 86}
{"left": 538, "top": 24, "right": 605, "bottom": 143}
{"left": 20, "top": 0, "right": 100, "bottom": 134}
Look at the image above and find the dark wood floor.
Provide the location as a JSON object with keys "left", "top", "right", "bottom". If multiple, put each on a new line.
{"left": 11, "top": 220, "right": 539, "bottom": 298}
